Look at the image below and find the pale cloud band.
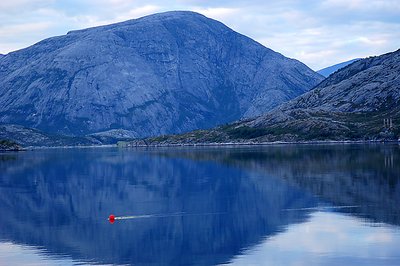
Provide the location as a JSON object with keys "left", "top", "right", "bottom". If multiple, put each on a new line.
{"left": 0, "top": 0, "right": 399, "bottom": 70}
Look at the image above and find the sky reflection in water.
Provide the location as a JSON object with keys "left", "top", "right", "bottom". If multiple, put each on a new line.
{"left": 0, "top": 144, "right": 399, "bottom": 265}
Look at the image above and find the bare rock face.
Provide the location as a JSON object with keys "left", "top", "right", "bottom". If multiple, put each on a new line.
{"left": 0, "top": 11, "right": 322, "bottom": 137}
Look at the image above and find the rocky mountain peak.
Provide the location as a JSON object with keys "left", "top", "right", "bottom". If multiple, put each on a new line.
{"left": 0, "top": 11, "right": 323, "bottom": 137}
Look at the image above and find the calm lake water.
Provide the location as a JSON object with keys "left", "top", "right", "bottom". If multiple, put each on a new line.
{"left": 0, "top": 144, "right": 399, "bottom": 266}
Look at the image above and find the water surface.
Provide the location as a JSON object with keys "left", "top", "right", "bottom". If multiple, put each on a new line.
{"left": 0, "top": 144, "right": 399, "bottom": 265}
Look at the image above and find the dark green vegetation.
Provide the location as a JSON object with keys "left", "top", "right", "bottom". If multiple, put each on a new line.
{"left": 226, "top": 111, "right": 399, "bottom": 141}
{"left": 0, "top": 139, "right": 22, "bottom": 151}
{"left": 123, "top": 111, "right": 398, "bottom": 146}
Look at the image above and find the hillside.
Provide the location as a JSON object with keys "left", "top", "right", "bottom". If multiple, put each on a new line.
{"left": 0, "top": 11, "right": 322, "bottom": 139}
{"left": 133, "top": 49, "right": 400, "bottom": 145}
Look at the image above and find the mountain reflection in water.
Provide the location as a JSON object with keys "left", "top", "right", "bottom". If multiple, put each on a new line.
{"left": 0, "top": 144, "right": 399, "bottom": 265}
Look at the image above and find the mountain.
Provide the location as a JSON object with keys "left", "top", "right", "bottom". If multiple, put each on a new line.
{"left": 317, "top": 58, "right": 360, "bottom": 77}
{"left": 0, "top": 11, "right": 322, "bottom": 139}
{"left": 134, "top": 49, "right": 400, "bottom": 145}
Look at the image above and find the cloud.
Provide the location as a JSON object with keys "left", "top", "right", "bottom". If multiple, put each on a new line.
{"left": 189, "top": 2, "right": 400, "bottom": 69}
{"left": 0, "top": 0, "right": 399, "bottom": 70}
{"left": 0, "top": 242, "right": 76, "bottom": 265}
{"left": 322, "top": 0, "right": 400, "bottom": 12}
{"left": 260, "top": 21, "right": 399, "bottom": 70}
{"left": 0, "top": 20, "right": 55, "bottom": 53}
{"left": 113, "top": 5, "right": 162, "bottom": 21}
{"left": 69, "top": 5, "right": 163, "bottom": 28}
{"left": 0, "top": 22, "right": 52, "bottom": 38}
{"left": 0, "top": 0, "right": 52, "bottom": 11}
{"left": 228, "top": 212, "right": 400, "bottom": 265}
{"left": 192, "top": 7, "right": 239, "bottom": 19}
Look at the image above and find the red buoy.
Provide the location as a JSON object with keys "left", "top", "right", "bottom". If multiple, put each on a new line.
{"left": 109, "top": 214, "right": 115, "bottom": 224}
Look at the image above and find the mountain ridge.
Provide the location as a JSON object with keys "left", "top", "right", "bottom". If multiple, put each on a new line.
{"left": 0, "top": 11, "right": 323, "bottom": 139}
{"left": 317, "top": 58, "right": 361, "bottom": 77}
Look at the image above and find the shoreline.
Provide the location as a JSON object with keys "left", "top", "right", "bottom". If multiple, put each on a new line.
{"left": 2, "top": 140, "right": 398, "bottom": 151}
{"left": 24, "top": 144, "right": 117, "bottom": 150}
{"left": 118, "top": 139, "right": 400, "bottom": 148}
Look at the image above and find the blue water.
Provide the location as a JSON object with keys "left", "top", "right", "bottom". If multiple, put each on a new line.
{"left": 0, "top": 144, "right": 399, "bottom": 265}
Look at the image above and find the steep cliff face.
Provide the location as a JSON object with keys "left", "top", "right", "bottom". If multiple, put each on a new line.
{"left": 0, "top": 11, "right": 322, "bottom": 137}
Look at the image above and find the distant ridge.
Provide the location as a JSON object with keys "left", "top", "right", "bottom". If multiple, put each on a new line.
{"left": 317, "top": 58, "right": 361, "bottom": 77}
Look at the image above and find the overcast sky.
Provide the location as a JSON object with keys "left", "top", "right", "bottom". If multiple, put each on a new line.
{"left": 0, "top": 0, "right": 399, "bottom": 70}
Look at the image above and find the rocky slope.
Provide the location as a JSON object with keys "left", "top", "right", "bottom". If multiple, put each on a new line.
{"left": 317, "top": 58, "right": 360, "bottom": 77}
{"left": 0, "top": 11, "right": 322, "bottom": 138}
{"left": 134, "top": 49, "right": 400, "bottom": 145}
